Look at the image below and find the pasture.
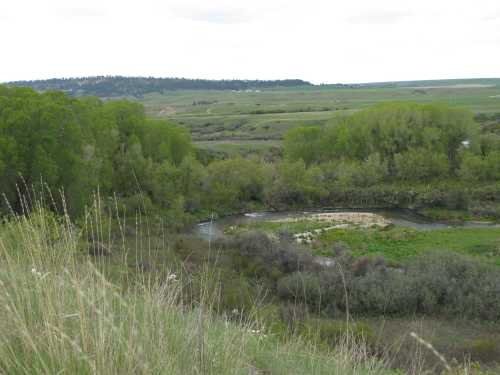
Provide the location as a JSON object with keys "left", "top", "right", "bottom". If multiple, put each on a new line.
{"left": 140, "top": 83, "right": 500, "bottom": 149}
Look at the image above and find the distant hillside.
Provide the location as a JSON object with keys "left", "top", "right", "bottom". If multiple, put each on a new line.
{"left": 7, "top": 76, "right": 312, "bottom": 97}
{"left": 8, "top": 76, "right": 500, "bottom": 98}
{"left": 346, "top": 78, "right": 500, "bottom": 89}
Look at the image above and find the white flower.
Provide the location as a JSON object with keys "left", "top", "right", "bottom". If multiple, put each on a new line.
{"left": 166, "top": 273, "right": 177, "bottom": 282}
{"left": 248, "top": 328, "right": 267, "bottom": 339}
{"left": 31, "top": 267, "right": 42, "bottom": 278}
{"left": 30, "top": 267, "right": 48, "bottom": 279}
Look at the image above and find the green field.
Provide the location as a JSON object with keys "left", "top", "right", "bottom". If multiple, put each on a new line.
{"left": 194, "top": 139, "right": 282, "bottom": 156}
{"left": 140, "top": 84, "right": 500, "bottom": 149}
{"left": 318, "top": 226, "right": 500, "bottom": 265}
{"left": 229, "top": 220, "right": 500, "bottom": 265}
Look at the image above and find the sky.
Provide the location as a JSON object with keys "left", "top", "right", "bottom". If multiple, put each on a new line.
{"left": 1, "top": 0, "right": 499, "bottom": 84}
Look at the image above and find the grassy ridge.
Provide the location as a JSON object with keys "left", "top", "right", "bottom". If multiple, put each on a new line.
{"left": 0, "top": 209, "right": 392, "bottom": 375}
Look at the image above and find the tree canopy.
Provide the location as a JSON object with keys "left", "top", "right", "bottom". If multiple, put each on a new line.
{"left": 0, "top": 86, "right": 193, "bottom": 217}
{"left": 284, "top": 102, "right": 484, "bottom": 182}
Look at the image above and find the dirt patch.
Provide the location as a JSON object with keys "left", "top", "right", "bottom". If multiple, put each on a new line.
{"left": 159, "top": 106, "right": 177, "bottom": 115}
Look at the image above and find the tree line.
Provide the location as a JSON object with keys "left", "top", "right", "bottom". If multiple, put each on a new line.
{"left": 284, "top": 102, "right": 500, "bottom": 184}
{"left": 7, "top": 77, "right": 312, "bottom": 98}
{"left": 1, "top": 87, "right": 499, "bottom": 223}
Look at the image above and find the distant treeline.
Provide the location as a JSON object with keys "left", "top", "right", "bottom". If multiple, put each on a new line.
{"left": 7, "top": 76, "right": 312, "bottom": 97}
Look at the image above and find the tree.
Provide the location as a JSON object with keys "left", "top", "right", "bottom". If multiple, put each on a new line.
{"left": 284, "top": 126, "right": 322, "bottom": 165}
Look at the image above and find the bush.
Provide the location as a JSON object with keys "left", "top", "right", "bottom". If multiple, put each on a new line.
{"left": 466, "top": 338, "right": 500, "bottom": 363}
{"left": 273, "top": 248, "right": 500, "bottom": 321}
{"left": 277, "top": 272, "right": 325, "bottom": 309}
{"left": 300, "top": 319, "right": 375, "bottom": 349}
{"left": 223, "top": 232, "right": 317, "bottom": 277}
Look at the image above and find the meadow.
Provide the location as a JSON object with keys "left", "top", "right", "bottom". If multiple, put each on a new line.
{"left": 140, "top": 82, "right": 500, "bottom": 155}
{"left": 227, "top": 220, "right": 500, "bottom": 264}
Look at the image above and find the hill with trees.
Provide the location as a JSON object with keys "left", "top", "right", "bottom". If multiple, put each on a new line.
{"left": 6, "top": 76, "right": 312, "bottom": 97}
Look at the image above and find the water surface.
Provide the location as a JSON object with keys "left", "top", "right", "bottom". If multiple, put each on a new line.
{"left": 193, "top": 208, "right": 499, "bottom": 241}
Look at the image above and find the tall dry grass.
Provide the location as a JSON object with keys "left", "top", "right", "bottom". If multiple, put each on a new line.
{"left": 0, "top": 203, "right": 396, "bottom": 375}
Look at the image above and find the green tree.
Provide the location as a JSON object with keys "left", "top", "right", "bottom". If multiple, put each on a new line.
{"left": 284, "top": 126, "right": 322, "bottom": 165}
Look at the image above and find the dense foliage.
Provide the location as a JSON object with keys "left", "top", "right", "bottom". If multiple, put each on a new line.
{"left": 280, "top": 103, "right": 500, "bottom": 212}
{"left": 0, "top": 86, "right": 194, "bottom": 218}
{"left": 285, "top": 102, "right": 479, "bottom": 173}
{"left": 220, "top": 233, "right": 500, "bottom": 321}
{"left": 1, "top": 88, "right": 499, "bottom": 221}
{"left": 8, "top": 76, "right": 312, "bottom": 97}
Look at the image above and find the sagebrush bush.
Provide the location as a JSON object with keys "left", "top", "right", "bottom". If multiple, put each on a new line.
{"left": 275, "top": 249, "right": 500, "bottom": 320}
{"left": 221, "top": 231, "right": 317, "bottom": 277}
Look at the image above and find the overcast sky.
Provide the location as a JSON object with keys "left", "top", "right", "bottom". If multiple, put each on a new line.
{"left": 1, "top": 0, "right": 499, "bottom": 84}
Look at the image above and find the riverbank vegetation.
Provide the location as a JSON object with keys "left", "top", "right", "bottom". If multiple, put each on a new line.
{"left": 2, "top": 86, "right": 500, "bottom": 220}
{"left": 1, "top": 208, "right": 397, "bottom": 375}
{"left": 1, "top": 205, "right": 499, "bottom": 374}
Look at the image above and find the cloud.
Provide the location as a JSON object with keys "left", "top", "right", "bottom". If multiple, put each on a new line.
{"left": 54, "top": 7, "right": 108, "bottom": 18}
{"left": 170, "top": 5, "right": 254, "bottom": 24}
{"left": 482, "top": 11, "right": 500, "bottom": 22}
{"left": 347, "top": 10, "right": 412, "bottom": 25}
{"left": 0, "top": 6, "right": 11, "bottom": 19}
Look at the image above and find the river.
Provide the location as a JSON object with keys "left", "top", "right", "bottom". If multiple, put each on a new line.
{"left": 192, "top": 208, "right": 499, "bottom": 241}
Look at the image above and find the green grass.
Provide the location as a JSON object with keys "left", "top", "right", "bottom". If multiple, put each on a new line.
{"left": 138, "top": 85, "right": 500, "bottom": 144}
{"left": 2, "top": 206, "right": 499, "bottom": 373}
{"left": 229, "top": 217, "right": 500, "bottom": 263}
{"left": 0, "top": 209, "right": 396, "bottom": 375}
{"left": 195, "top": 139, "right": 282, "bottom": 156}
{"left": 317, "top": 227, "right": 500, "bottom": 265}
{"left": 227, "top": 219, "right": 500, "bottom": 265}
{"left": 358, "top": 316, "right": 500, "bottom": 370}
{"left": 418, "top": 207, "right": 499, "bottom": 222}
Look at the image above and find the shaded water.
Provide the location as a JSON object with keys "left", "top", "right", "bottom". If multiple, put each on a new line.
{"left": 193, "top": 208, "right": 499, "bottom": 241}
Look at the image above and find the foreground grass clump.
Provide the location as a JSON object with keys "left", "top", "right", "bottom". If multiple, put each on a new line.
{"left": 0, "top": 211, "right": 391, "bottom": 375}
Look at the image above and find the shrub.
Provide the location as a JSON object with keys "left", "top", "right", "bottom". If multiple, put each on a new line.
{"left": 223, "top": 232, "right": 317, "bottom": 277}
{"left": 273, "top": 247, "right": 500, "bottom": 321}
{"left": 466, "top": 338, "right": 500, "bottom": 363}
{"left": 277, "top": 272, "right": 325, "bottom": 309}
{"left": 300, "top": 319, "right": 375, "bottom": 349}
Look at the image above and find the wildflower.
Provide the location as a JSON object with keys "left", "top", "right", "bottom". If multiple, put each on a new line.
{"left": 166, "top": 273, "right": 177, "bottom": 282}
{"left": 248, "top": 328, "right": 267, "bottom": 339}
{"left": 31, "top": 267, "right": 49, "bottom": 280}
{"left": 31, "top": 267, "right": 42, "bottom": 278}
